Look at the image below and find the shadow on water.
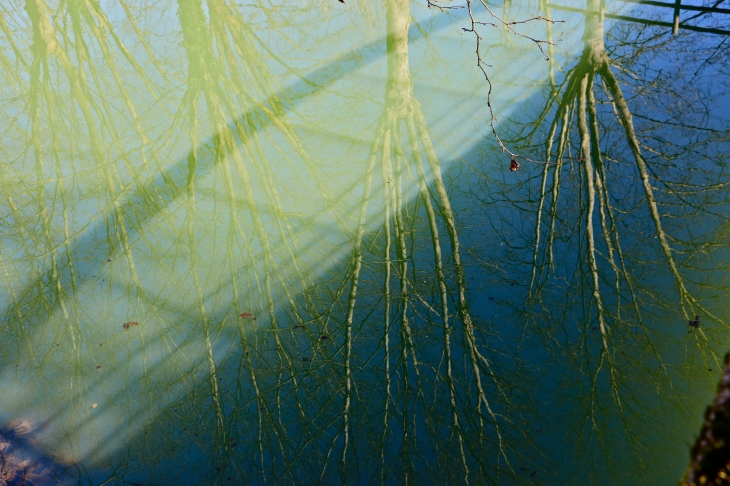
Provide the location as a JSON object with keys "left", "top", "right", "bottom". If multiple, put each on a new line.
{"left": 3, "top": 1, "right": 517, "bottom": 483}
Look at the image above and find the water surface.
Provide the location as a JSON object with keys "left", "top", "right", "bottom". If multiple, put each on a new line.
{"left": 0, "top": 0, "right": 729, "bottom": 484}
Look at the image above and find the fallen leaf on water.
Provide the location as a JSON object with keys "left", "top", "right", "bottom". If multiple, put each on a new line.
{"left": 123, "top": 321, "right": 139, "bottom": 329}
{"left": 96, "top": 366, "right": 102, "bottom": 369}
{"left": 240, "top": 312, "right": 252, "bottom": 319}
{"left": 92, "top": 403, "right": 98, "bottom": 408}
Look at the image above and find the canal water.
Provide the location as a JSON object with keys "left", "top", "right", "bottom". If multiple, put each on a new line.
{"left": 0, "top": 0, "right": 728, "bottom": 484}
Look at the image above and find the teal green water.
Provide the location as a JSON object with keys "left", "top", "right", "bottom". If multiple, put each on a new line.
{"left": 0, "top": 0, "right": 728, "bottom": 484}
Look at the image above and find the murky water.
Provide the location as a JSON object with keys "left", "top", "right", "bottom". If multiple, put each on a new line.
{"left": 0, "top": 0, "right": 728, "bottom": 484}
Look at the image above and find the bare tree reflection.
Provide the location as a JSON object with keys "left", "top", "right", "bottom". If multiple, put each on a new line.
{"left": 449, "top": 0, "right": 730, "bottom": 482}
{"left": 1, "top": 0, "right": 728, "bottom": 484}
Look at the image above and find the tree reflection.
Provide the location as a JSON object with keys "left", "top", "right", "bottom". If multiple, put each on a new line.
{"left": 454, "top": 0, "right": 730, "bottom": 481}
{"left": 0, "top": 0, "right": 530, "bottom": 481}
{"left": 0, "top": 0, "right": 728, "bottom": 484}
